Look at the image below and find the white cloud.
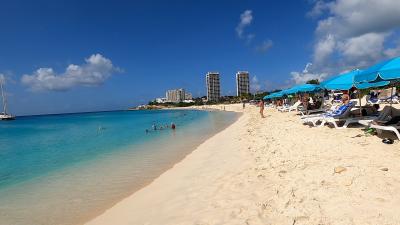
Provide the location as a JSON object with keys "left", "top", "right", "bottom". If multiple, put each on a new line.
{"left": 308, "top": 0, "right": 400, "bottom": 72}
{"left": 290, "top": 63, "right": 328, "bottom": 84}
{"left": 0, "top": 74, "right": 5, "bottom": 84}
{"left": 316, "top": 0, "right": 400, "bottom": 38}
{"left": 21, "top": 54, "right": 120, "bottom": 91}
{"left": 250, "top": 76, "right": 261, "bottom": 92}
{"left": 255, "top": 39, "right": 273, "bottom": 53}
{"left": 307, "top": 0, "right": 330, "bottom": 18}
{"left": 313, "top": 34, "right": 335, "bottom": 64}
{"left": 337, "top": 32, "right": 388, "bottom": 67}
{"left": 236, "top": 10, "right": 254, "bottom": 42}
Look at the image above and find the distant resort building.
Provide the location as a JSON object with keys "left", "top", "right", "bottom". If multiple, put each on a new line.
{"left": 206, "top": 72, "right": 220, "bottom": 102}
{"left": 155, "top": 97, "right": 167, "bottom": 103}
{"left": 185, "top": 92, "right": 192, "bottom": 100}
{"left": 162, "top": 88, "right": 193, "bottom": 103}
{"left": 236, "top": 71, "right": 250, "bottom": 97}
{"left": 166, "top": 88, "right": 186, "bottom": 103}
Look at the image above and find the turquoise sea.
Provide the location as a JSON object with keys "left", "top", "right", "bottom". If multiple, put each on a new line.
{"left": 0, "top": 109, "right": 239, "bottom": 225}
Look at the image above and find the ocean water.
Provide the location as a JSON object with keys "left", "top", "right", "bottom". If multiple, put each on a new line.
{"left": 0, "top": 109, "right": 239, "bottom": 225}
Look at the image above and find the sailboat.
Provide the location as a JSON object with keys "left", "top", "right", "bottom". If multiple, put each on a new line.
{"left": 0, "top": 79, "right": 15, "bottom": 120}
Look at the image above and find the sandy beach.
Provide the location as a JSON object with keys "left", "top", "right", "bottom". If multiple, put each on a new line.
{"left": 87, "top": 103, "right": 400, "bottom": 225}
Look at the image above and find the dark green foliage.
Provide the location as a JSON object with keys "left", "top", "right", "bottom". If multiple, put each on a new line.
{"left": 306, "top": 79, "right": 320, "bottom": 85}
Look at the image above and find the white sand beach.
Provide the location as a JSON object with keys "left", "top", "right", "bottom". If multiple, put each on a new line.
{"left": 87, "top": 103, "right": 400, "bottom": 225}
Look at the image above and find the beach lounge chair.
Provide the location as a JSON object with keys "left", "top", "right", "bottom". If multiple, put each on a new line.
{"left": 339, "top": 115, "right": 378, "bottom": 129}
{"left": 368, "top": 95, "right": 399, "bottom": 104}
{"left": 370, "top": 123, "right": 400, "bottom": 140}
{"left": 300, "top": 104, "right": 340, "bottom": 120}
{"left": 303, "top": 102, "right": 356, "bottom": 127}
{"left": 299, "top": 104, "right": 326, "bottom": 116}
{"left": 278, "top": 101, "right": 301, "bottom": 112}
{"left": 357, "top": 106, "right": 396, "bottom": 126}
{"left": 339, "top": 104, "right": 400, "bottom": 129}
{"left": 319, "top": 102, "right": 357, "bottom": 128}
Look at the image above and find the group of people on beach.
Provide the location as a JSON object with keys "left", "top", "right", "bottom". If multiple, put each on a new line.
{"left": 146, "top": 123, "right": 176, "bottom": 133}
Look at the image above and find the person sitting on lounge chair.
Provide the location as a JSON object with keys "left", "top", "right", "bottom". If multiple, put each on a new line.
{"left": 341, "top": 94, "right": 350, "bottom": 105}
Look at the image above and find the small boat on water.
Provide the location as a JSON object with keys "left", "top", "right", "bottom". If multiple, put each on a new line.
{"left": 0, "top": 78, "right": 15, "bottom": 120}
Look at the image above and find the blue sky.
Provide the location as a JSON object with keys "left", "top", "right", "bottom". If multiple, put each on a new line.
{"left": 1, "top": 0, "right": 400, "bottom": 115}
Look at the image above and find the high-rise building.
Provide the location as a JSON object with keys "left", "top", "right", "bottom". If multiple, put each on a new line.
{"left": 166, "top": 88, "right": 186, "bottom": 103}
{"left": 206, "top": 72, "right": 220, "bottom": 102}
{"left": 236, "top": 71, "right": 250, "bottom": 97}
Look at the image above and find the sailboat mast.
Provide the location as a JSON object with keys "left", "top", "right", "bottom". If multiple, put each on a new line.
{"left": 0, "top": 79, "right": 7, "bottom": 115}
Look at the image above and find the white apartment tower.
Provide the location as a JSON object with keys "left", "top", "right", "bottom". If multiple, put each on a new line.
{"left": 206, "top": 72, "right": 220, "bottom": 102}
{"left": 166, "top": 88, "right": 186, "bottom": 103}
{"left": 236, "top": 71, "right": 250, "bottom": 96}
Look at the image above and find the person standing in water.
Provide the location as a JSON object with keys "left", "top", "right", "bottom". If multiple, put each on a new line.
{"left": 259, "top": 100, "right": 265, "bottom": 118}
{"left": 171, "top": 123, "right": 176, "bottom": 130}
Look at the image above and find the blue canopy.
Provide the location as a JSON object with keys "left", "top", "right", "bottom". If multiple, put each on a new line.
{"left": 321, "top": 70, "right": 358, "bottom": 90}
{"left": 263, "top": 91, "right": 284, "bottom": 100}
{"left": 263, "top": 84, "right": 321, "bottom": 100}
{"left": 355, "top": 56, "right": 400, "bottom": 83}
{"left": 283, "top": 84, "right": 321, "bottom": 94}
{"left": 322, "top": 69, "right": 389, "bottom": 90}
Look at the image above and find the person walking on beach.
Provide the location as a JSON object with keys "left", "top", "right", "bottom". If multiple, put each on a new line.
{"left": 242, "top": 102, "right": 245, "bottom": 109}
{"left": 259, "top": 100, "right": 265, "bottom": 118}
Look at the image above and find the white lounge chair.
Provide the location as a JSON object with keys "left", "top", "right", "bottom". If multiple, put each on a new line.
{"left": 319, "top": 102, "right": 357, "bottom": 128}
{"left": 370, "top": 123, "right": 400, "bottom": 140}
{"left": 302, "top": 102, "right": 356, "bottom": 127}
{"left": 278, "top": 101, "right": 301, "bottom": 112}
{"left": 299, "top": 104, "right": 326, "bottom": 116}
{"left": 368, "top": 95, "right": 400, "bottom": 105}
{"left": 338, "top": 116, "right": 378, "bottom": 129}
{"left": 357, "top": 106, "right": 396, "bottom": 126}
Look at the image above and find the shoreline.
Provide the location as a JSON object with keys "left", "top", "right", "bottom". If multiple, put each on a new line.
{"left": 0, "top": 108, "right": 241, "bottom": 225}
{"left": 85, "top": 104, "right": 246, "bottom": 225}
{"left": 84, "top": 104, "right": 244, "bottom": 225}
{"left": 87, "top": 103, "right": 400, "bottom": 225}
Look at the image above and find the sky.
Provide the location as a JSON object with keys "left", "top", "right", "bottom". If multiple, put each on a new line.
{"left": 1, "top": 0, "right": 400, "bottom": 115}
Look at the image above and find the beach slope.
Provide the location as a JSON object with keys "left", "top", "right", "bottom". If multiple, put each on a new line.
{"left": 87, "top": 104, "right": 400, "bottom": 225}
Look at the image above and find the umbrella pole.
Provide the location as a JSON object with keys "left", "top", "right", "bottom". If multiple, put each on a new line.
{"left": 358, "top": 90, "right": 362, "bottom": 117}
{"left": 390, "top": 86, "right": 394, "bottom": 116}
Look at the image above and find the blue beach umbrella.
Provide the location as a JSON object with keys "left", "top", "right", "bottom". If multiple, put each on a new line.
{"left": 263, "top": 84, "right": 321, "bottom": 100}
{"left": 263, "top": 93, "right": 276, "bottom": 100}
{"left": 321, "top": 70, "right": 358, "bottom": 90}
{"left": 264, "top": 91, "right": 284, "bottom": 100}
{"left": 321, "top": 69, "right": 389, "bottom": 90}
{"left": 297, "top": 84, "right": 322, "bottom": 93}
{"left": 273, "top": 91, "right": 284, "bottom": 98}
{"left": 284, "top": 84, "right": 322, "bottom": 94}
{"left": 355, "top": 56, "right": 400, "bottom": 83}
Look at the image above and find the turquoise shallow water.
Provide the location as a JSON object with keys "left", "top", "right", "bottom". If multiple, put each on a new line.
{"left": 0, "top": 109, "right": 239, "bottom": 225}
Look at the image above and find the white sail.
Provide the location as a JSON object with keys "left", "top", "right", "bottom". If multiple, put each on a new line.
{"left": 0, "top": 78, "right": 15, "bottom": 120}
{"left": 1, "top": 79, "right": 7, "bottom": 115}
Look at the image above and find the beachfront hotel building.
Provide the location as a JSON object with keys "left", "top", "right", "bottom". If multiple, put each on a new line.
{"left": 236, "top": 71, "right": 250, "bottom": 97}
{"left": 185, "top": 92, "right": 192, "bottom": 100}
{"left": 166, "top": 88, "right": 186, "bottom": 103}
{"left": 206, "top": 72, "right": 220, "bottom": 102}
